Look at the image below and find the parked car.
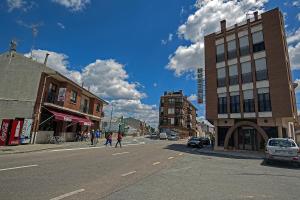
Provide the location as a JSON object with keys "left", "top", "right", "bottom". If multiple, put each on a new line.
{"left": 150, "top": 132, "right": 158, "bottom": 139}
{"left": 159, "top": 132, "right": 168, "bottom": 140}
{"left": 199, "top": 137, "right": 211, "bottom": 145}
{"left": 187, "top": 137, "right": 203, "bottom": 148}
{"left": 167, "top": 133, "right": 179, "bottom": 141}
{"left": 265, "top": 138, "right": 300, "bottom": 166}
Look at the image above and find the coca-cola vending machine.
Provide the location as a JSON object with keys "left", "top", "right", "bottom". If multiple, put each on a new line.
{"left": 0, "top": 119, "right": 12, "bottom": 146}
{"left": 7, "top": 120, "right": 24, "bottom": 146}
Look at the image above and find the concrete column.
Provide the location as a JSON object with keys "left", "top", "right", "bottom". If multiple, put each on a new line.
{"left": 234, "top": 129, "right": 239, "bottom": 149}
{"left": 277, "top": 126, "right": 283, "bottom": 138}
{"left": 214, "top": 126, "right": 218, "bottom": 149}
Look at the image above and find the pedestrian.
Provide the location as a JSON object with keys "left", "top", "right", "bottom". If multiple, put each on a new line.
{"left": 90, "top": 129, "right": 95, "bottom": 145}
{"left": 115, "top": 131, "right": 123, "bottom": 148}
{"left": 95, "top": 129, "right": 100, "bottom": 144}
{"left": 105, "top": 133, "right": 112, "bottom": 147}
{"left": 211, "top": 136, "right": 215, "bottom": 150}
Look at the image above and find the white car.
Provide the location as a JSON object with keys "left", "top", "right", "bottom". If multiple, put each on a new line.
{"left": 265, "top": 138, "right": 300, "bottom": 166}
{"left": 159, "top": 132, "right": 168, "bottom": 140}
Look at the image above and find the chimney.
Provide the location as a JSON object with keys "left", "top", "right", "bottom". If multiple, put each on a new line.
{"left": 9, "top": 40, "right": 17, "bottom": 52}
{"left": 44, "top": 53, "right": 50, "bottom": 65}
{"left": 164, "top": 91, "right": 167, "bottom": 95}
{"left": 254, "top": 11, "right": 258, "bottom": 20}
{"left": 220, "top": 20, "right": 226, "bottom": 32}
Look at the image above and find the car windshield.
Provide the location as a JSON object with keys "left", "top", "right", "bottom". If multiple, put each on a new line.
{"left": 268, "top": 139, "right": 296, "bottom": 147}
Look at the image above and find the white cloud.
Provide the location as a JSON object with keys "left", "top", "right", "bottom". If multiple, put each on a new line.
{"left": 57, "top": 22, "right": 65, "bottom": 29}
{"left": 287, "top": 28, "right": 300, "bottom": 70}
{"left": 297, "top": 13, "right": 300, "bottom": 21}
{"left": 167, "top": 0, "right": 268, "bottom": 76}
{"left": 26, "top": 49, "right": 158, "bottom": 127}
{"left": 161, "top": 33, "right": 174, "bottom": 45}
{"left": 6, "top": 0, "right": 35, "bottom": 12}
{"left": 187, "top": 94, "right": 197, "bottom": 102}
{"left": 52, "top": 0, "right": 90, "bottom": 11}
{"left": 153, "top": 82, "right": 158, "bottom": 87}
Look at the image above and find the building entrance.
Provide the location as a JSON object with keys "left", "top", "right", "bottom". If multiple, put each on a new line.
{"left": 238, "top": 127, "right": 258, "bottom": 151}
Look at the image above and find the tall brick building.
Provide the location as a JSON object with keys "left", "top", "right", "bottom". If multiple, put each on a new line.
{"left": 205, "top": 8, "right": 297, "bottom": 151}
{"left": 159, "top": 90, "right": 197, "bottom": 138}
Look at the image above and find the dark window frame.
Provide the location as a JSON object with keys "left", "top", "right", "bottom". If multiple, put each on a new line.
{"left": 242, "top": 72, "right": 252, "bottom": 83}
{"left": 243, "top": 99, "right": 255, "bottom": 113}
{"left": 218, "top": 97, "right": 227, "bottom": 114}
{"left": 258, "top": 93, "right": 272, "bottom": 112}
{"left": 230, "top": 95, "right": 240, "bottom": 113}
{"left": 70, "top": 90, "right": 77, "bottom": 104}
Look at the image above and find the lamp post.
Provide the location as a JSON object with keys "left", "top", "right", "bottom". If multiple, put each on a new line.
{"left": 108, "top": 102, "right": 114, "bottom": 132}
{"left": 31, "top": 72, "right": 57, "bottom": 144}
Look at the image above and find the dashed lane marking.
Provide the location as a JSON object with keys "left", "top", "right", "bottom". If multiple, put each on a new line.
{"left": 121, "top": 171, "right": 137, "bottom": 177}
{"left": 178, "top": 153, "right": 183, "bottom": 156}
{"left": 112, "top": 152, "right": 129, "bottom": 156}
{"left": 51, "top": 146, "right": 104, "bottom": 152}
{"left": 152, "top": 162, "right": 160, "bottom": 166}
{"left": 0, "top": 164, "right": 38, "bottom": 172}
{"left": 168, "top": 157, "right": 174, "bottom": 160}
{"left": 49, "top": 189, "right": 85, "bottom": 200}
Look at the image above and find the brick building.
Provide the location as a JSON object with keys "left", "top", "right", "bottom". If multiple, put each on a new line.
{"left": 204, "top": 8, "right": 297, "bottom": 151}
{"left": 0, "top": 48, "right": 108, "bottom": 144}
{"left": 159, "top": 90, "right": 197, "bottom": 138}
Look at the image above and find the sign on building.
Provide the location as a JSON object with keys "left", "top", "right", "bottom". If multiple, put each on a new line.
{"left": 57, "top": 88, "right": 66, "bottom": 101}
{"left": 197, "top": 68, "right": 204, "bottom": 104}
{"left": 20, "top": 119, "right": 33, "bottom": 144}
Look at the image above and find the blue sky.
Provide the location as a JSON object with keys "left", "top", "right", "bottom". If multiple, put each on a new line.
{"left": 0, "top": 0, "right": 300, "bottom": 126}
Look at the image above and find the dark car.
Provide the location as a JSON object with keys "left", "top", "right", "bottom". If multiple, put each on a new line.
{"left": 187, "top": 137, "right": 203, "bottom": 148}
{"left": 199, "top": 137, "right": 211, "bottom": 146}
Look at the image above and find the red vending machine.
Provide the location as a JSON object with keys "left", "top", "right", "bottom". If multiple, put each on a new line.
{"left": 0, "top": 119, "right": 12, "bottom": 146}
{"left": 7, "top": 120, "right": 24, "bottom": 146}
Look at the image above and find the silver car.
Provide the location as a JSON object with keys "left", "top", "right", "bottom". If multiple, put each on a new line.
{"left": 265, "top": 138, "right": 300, "bottom": 166}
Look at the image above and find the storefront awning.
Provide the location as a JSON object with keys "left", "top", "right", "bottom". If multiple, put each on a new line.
{"left": 48, "top": 110, "right": 93, "bottom": 126}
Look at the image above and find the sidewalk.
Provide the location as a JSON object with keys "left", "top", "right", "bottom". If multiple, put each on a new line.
{"left": 0, "top": 138, "right": 111, "bottom": 155}
{"left": 197, "top": 147, "right": 265, "bottom": 159}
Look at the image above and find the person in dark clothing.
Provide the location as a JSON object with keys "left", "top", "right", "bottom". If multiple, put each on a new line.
{"left": 90, "top": 129, "right": 95, "bottom": 145}
{"left": 105, "top": 133, "right": 112, "bottom": 146}
{"left": 115, "top": 132, "right": 122, "bottom": 148}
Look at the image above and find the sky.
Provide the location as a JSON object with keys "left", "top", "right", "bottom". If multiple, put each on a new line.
{"left": 0, "top": 0, "right": 300, "bottom": 128}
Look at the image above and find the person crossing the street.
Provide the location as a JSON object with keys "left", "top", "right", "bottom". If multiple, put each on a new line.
{"left": 115, "top": 131, "right": 122, "bottom": 148}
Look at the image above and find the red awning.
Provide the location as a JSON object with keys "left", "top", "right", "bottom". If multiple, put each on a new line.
{"left": 48, "top": 110, "right": 93, "bottom": 126}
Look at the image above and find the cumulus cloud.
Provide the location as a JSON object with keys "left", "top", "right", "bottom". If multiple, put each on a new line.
{"left": 26, "top": 49, "right": 158, "bottom": 127}
{"left": 57, "top": 22, "right": 65, "bottom": 29}
{"left": 6, "top": 0, "right": 36, "bottom": 12}
{"left": 52, "top": 0, "right": 90, "bottom": 11}
{"left": 167, "top": 0, "right": 268, "bottom": 76}
{"left": 287, "top": 28, "right": 300, "bottom": 70}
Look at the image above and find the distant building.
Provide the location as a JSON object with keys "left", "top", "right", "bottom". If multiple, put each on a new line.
{"left": 0, "top": 49, "right": 108, "bottom": 144}
{"left": 204, "top": 8, "right": 297, "bottom": 151}
{"left": 196, "top": 120, "right": 215, "bottom": 138}
{"left": 159, "top": 90, "right": 197, "bottom": 138}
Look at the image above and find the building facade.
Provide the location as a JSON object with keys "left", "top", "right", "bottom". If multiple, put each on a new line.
{"left": 0, "top": 49, "right": 108, "bottom": 144}
{"left": 159, "top": 90, "right": 197, "bottom": 138}
{"left": 205, "top": 8, "right": 297, "bottom": 151}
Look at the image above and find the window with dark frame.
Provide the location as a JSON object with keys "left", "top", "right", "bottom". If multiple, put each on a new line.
{"left": 241, "top": 61, "right": 252, "bottom": 84}
{"left": 229, "top": 65, "right": 238, "bottom": 85}
{"left": 96, "top": 104, "right": 101, "bottom": 112}
{"left": 255, "top": 58, "right": 268, "bottom": 81}
{"left": 47, "top": 83, "right": 57, "bottom": 103}
{"left": 258, "top": 88, "right": 271, "bottom": 112}
{"left": 217, "top": 67, "right": 226, "bottom": 87}
{"left": 243, "top": 90, "right": 255, "bottom": 113}
{"left": 230, "top": 95, "right": 240, "bottom": 113}
{"left": 252, "top": 31, "right": 265, "bottom": 53}
{"left": 218, "top": 96, "right": 227, "bottom": 114}
{"left": 227, "top": 39, "right": 237, "bottom": 60}
{"left": 216, "top": 43, "right": 225, "bottom": 63}
{"left": 70, "top": 90, "right": 77, "bottom": 103}
{"left": 239, "top": 35, "right": 249, "bottom": 56}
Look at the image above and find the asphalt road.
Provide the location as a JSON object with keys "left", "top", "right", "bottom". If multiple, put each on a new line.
{"left": 0, "top": 138, "right": 300, "bottom": 200}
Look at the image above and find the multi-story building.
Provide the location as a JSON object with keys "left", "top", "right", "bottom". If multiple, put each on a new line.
{"left": 205, "top": 8, "right": 297, "bottom": 151}
{"left": 159, "top": 90, "right": 197, "bottom": 138}
{"left": 0, "top": 46, "right": 108, "bottom": 144}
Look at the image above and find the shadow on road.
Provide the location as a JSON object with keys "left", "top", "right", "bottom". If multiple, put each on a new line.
{"left": 164, "top": 143, "right": 263, "bottom": 160}
{"left": 260, "top": 159, "right": 300, "bottom": 170}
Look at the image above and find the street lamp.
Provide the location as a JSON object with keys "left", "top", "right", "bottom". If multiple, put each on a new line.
{"left": 31, "top": 72, "right": 57, "bottom": 144}
{"left": 108, "top": 102, "right": 114, "bottom": 132}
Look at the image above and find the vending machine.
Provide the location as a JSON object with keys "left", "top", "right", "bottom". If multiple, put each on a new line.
{"left": 0, "top": 119, "right": 12, "bottom": 146}
{"left": 7, "top": 120, "right": 24, "bottom": 145}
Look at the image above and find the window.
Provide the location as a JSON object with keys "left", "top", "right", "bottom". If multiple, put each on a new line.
{"left": 252, "top": 31, "right": 265, "bottom": 53}
{"left": 216, "top": 43, "right": 225, "bottom": 63}
{"left": 258, "top": 88, "right": 271, "bottom": 112}
{"left": 239, "top": 36, "right": 249, "bottom": 56}
{"left": 168, "top": 98, "right": 175, "bottom": 103}
{"left": 47, "top": 83, "right": 57, "bottom": 103}
{"left": 229, "top": 65, "right": 238, "bottom": 85}
{"left": 168, "top": 118, "right": 175, "bottom": 125}
{"left": 255, "top": 58, "right": 268, "bottom": 81}
{"left": 217, "top": 67, "right": 226, "bottom": 87}
{"left": 70, "top": 90, "right": 77, "bottom": 103}
{"left": 168, "top": 108, "right": 175, "bottom": 114}
{"left": 241, "top": 62, "right": 252, "bottom": 83}
{"left": 218, "top": 94, "right": 227, "bottom": 114}
{"left": 96, "top": 104, "right": 100, "bottom": 112}
{"left": 243, "top": 90, "right": 254, "bottom": 113}
{"left": 230, "top": 93, "right": 240, "bottom": 113}
{"left": 227, "top": 39, "right": 237, "bottom": 60}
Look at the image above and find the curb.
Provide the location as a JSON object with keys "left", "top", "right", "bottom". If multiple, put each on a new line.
{"left": 197, "top": 149, "right": 265, "bottom": 159}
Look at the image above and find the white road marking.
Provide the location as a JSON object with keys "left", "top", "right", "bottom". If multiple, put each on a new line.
{"left": 126, "top": 143, "right": 141, "bottom": 146}
{"left": 178, "top": 153, "right": 183, "bottom": 156}
{"left": 152, "top": 162, "right": 160, "bottom": 166}
{"left": 51, "top": 146, "right": 104, "bottom": 152}
{"left": 121, "top": 171, "right": 136, "bottom": 177}
{"left": 0, "top": 164, "right": 38, "bottom": 172}
{"left": 139, "top": 142, "right": 145, "bottom": 144}
{"left": 112, "top": 152, "right": 129, "bottom": 156}
{"left": 49, "top": 189, "right": 85, "bottom": 200}
{"left": 168, "top": 157, "right": 174, "bottom": 160}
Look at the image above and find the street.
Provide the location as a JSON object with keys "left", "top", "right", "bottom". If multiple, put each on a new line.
{"left": 0, "top": 138, "right": 300, "bottom": 200}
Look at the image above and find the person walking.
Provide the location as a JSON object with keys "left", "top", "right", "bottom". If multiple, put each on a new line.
{"left": 95, "top": 129, "right": 100, "bottom": 144}
{"left": 105, "top": 133, "right": 112, "bottom": 147}
{"left": 115, "top": 131, "right": 122, "bottom": 148}
{"left": 90, "top": 129, "right": 95, "bottom": 145}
